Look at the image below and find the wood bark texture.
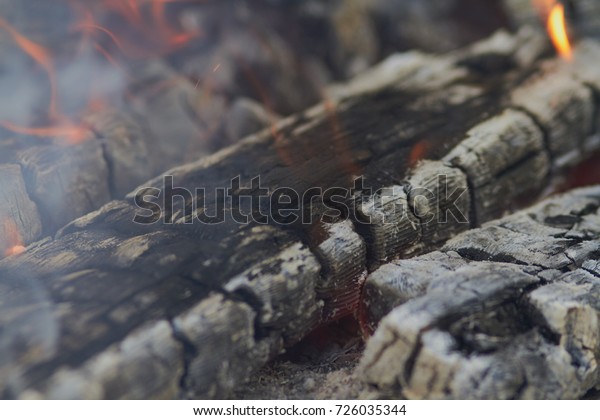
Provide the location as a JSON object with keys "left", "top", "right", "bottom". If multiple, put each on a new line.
{"left": 361, "top": 185, "right": 600, "bottom": 399}
{"left": 0, "top": 29, "right": 599, "bottom": 398}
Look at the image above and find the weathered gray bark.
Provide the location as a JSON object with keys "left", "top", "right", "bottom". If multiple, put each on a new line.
{"left": 361, "top": 186, "right": 600, "bottom": 399}
{"left": 0, "top": 29, "right": 599, "bottom": 399}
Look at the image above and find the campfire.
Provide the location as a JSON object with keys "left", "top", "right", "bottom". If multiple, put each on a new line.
{"left": 0, "top": 0, "right": 599, "bottom": 400}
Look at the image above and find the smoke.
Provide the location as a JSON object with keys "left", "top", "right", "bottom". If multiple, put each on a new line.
{"left": 0, "top": 42, "right": 127, "bottom": 130}
{"left": 0, "top": 267, "right": 59, "bottom": 397}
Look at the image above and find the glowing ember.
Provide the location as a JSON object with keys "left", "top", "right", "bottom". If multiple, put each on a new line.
{"left": 5, "top": 245, "right": 26, "bottom": 257}
{"left": 2, "top": 219, "right": 26, "bottom": 258}
{"left": 533, "top": 0, "right": 573, "bottom": 60}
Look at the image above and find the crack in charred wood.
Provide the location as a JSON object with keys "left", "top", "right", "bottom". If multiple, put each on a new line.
{"left": 100, "top": 141, "right": 118, "bottom": 201}
{"left": 167, "top": 319, "right": 199, "bottom": 397}
{"left": 443, "top": 162, "right": 479, "bottom": 229}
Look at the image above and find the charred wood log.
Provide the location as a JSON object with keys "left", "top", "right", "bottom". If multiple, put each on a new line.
{"left": 0, "top": 29, "right": 599, "bottom": 399}
{"left": 0, "top": 110, "right": 153, "bottom": 238}
{"left": 0, "top": 75, "right": 275, "bottom": 251}
{"left": 0, "top": 0, "right": 518, "bottom": 257}
{"left": 360, "top": 185, "right": 600, "bottom": 399}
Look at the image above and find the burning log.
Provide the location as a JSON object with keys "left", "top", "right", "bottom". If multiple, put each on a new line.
{"left": 360, "top": 185, "right": 600, "bottom": 399}
{"left": 0, "top": 110, "right": 155, "bottom": 237}
{"left": 0, "top": 26, "right": 599, "bottom": 399}
{"left": 0, "top": 2, "right": 281, "bottom": 255}
{"left": 0, "top": 0, "right": 520, "bottom": 258}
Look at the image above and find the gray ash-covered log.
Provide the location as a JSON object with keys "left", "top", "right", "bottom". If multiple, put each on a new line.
{"left": 211, "top": 185, "right": 600, "bottom": 400}
{"left": 360, "top": 186, "right": 600, "bottom": 399}
{"left": 1, "top": 27, "right": 600, "bottom": 399}
{"left": 355, "top": 34, "right": 600, "bottom": 268}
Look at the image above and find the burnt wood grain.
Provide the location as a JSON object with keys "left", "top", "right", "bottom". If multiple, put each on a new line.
{"left": 361, "top": 185, "right": 600, "bottom": 399}
{"left": 0, "top": 29, "right": 599, "bottom": 398}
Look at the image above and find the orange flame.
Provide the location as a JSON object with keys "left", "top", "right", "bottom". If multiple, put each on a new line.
{"left": 0, "top": 1, "right": 200, "bottom": 145}
{"left": 2, "top": 219, "right": 26, "bottom": 258}
{"left": 0, "top": 121, "right": 91, "bottom": 145}
{"left": 76, "top": 0, "right": 201, "bottom": 58}
{"left": 533, "top": 0, "right": 573, "bottom": 60}
{"left": 547, "top": 3, "right": 572, "bottom": 60}
{"left": 0, "top": 17, "right": 59, "bottom": 118}
{"left": 0, "top": 17, "right": 93, "bottom": 145}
